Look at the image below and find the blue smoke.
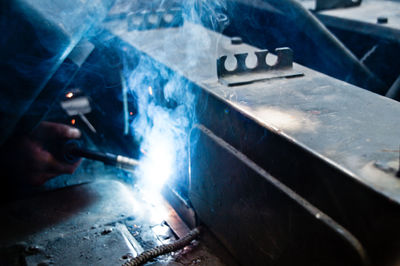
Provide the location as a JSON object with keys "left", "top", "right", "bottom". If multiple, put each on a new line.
{"left": 117, "top": 0, "right": 228, "bottom": 195}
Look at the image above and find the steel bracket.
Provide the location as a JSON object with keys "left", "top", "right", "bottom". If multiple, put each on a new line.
{"left": 127, "top": 8, "right": 183, "bottom": 31}
{"left": 217, "top": 48, "right": 303, "bottom": 86}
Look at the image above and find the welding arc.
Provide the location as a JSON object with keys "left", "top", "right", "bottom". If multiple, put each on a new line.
{"left": 122, "top": 227, "right": 201, "bottom": 266}
{"left": 64, "top": 141, "right": 139, "bottom": 170}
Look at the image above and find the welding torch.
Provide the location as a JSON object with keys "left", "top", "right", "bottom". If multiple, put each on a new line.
{"left": 63, "top": 140, "right": 139, "bottom": 170}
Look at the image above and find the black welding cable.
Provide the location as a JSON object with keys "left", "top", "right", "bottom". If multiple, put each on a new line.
{"left": 235, "top": 0, "right": 386, "bottom": 93}
{"left": 122, "top": 227, "right": 201, "bottom": 266}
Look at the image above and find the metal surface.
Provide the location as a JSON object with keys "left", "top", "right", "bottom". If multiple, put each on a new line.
{"left": 301, "top": 0, "right": 400, "bottom": 93}
{"left": 315, "top": 0, "right": 362, "bottom": 11}
{"left": 123, "top": 228, "right": 200, "bottom": 266}
{"left": 309, "top": 0, "right": 400, "bottom": 44}
{"left": 106, "top": 21, "right": 400, "bottom": 265}
{"left": 162, "top": 186, "right": 197, "bottom": 231}
{"left": 0, "top": 180, "right": 137, "bottom": 247}
{"left": 386, "top": 75, "right": 400, "bottom": 101}
{"left": 108, "top": 21, "right": 400, "bottom": 200}
{"left": 0, "top": 179, "right": 234, "bottom": 265}
{"left": 190, "top": 125, "right": 369, "bottom": 266}
{"left": 217, "top": 48, "right": 304, "bottom": 86}
{"left": 127, "top": 8, "right": 183, "bottom": 31}
{"left": 223, "top": 0, "right": 386, "bottom": 94}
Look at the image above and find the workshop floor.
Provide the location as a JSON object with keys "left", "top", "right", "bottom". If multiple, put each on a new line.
{"left": 0, "top": 160, "right": 237, "bottom": 266}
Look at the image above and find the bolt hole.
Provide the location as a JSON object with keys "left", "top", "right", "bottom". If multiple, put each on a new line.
{"left": 245, "top": 53, "right": 257, "bottom": 69}
{"left": 130, "top": 15, "right": 142, "bottom": 25}
{"left": 148, "top": 14, "right": 159, "bottom": 24}
{"left": 164, "top": 13, "right": 174, "bottom": 23}
{"left": 265, "top": 53, "right": 277, "bottom": 66}
{"left": 224, "top": 56, "right": 237, "bottom": 71}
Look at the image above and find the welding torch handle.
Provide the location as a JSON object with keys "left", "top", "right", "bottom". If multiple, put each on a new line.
{"left": 69, "top": 148, "right": 117, "bottom": 165}
{"left": 64, "top": 141, "right": 139, "bottom": 170}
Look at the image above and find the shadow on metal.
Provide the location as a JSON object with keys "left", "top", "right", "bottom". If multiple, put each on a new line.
{"left": 189, "top": 124, "right": 370, "bottom": 266}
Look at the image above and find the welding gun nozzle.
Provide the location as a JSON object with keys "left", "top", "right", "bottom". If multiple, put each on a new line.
{"left": 63, "top": 140, "right": 139, "bottom": 170}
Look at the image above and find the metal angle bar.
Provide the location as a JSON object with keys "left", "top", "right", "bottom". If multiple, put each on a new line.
{"left": 189, "top": 124, "right": 370, "bottom": 266}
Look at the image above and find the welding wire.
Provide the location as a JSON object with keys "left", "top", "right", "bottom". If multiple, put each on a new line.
{"left": 122, "top": 227, "right": 201, "bottom": 266}
{"left": 120, "top": 71, "right": 130, "bottom": 136}
{"left": 78, "top": 113, "right": 97, "bottom": 133}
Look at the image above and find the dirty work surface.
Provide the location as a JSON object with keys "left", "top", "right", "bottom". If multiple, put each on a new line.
{"left": 0, "top": 179, "right": 236, "bottom": 266}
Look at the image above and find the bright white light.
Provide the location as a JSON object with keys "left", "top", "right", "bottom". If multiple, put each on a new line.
{"left": 136, "top": 122, "right": 175, "bottom": 193}
{"left": 133, "top": 129, "right": 175, "bottom": 223}
{"left": 141, "top": 143, "right": 172, "bottom": 188}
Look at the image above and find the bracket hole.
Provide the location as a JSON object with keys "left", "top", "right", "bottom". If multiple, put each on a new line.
{"left": 265, "top": 53, "right": 278, "bottom": 66}
{"left": 225, "top": 56, "right": 237, "bottom": 71}
{"left": 130, "top": 15, "right": 142, "bottom": 25}
{"left": 245, "top": 53, "right": 257, "bottom": 69}
{"left": 164, "top": 13, "right": 174, "bottom": 23}
{"left": 148, "top": 14, "right": 159, "bottom": 24}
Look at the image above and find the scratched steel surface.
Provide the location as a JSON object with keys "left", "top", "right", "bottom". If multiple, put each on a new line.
{"left": 315, "top": 0, "right": 400, "bottom": 29}
{"left": 106, "top": 21, "right": 400, "bottom": 264}
{"left": 190, "top": 125, "right": 369, "bottom": 266}
{"left": 107, "top": 21, "right": 400, "bottom": 203}
{"left": 303, "top": 0, "right": 400, "bottom": 43}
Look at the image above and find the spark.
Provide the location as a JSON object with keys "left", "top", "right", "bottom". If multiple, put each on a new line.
{"left": 66, "top": 92, "right": 74, "bottom": 98}
{"left": 148, "top": 86, "right": 153, "bottom": 96}
{"left": 71, "top": 119, "right": 76, "bottom": 125}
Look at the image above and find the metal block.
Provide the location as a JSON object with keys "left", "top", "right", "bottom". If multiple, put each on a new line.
{"left": 107, "top": 21, "right": 400, "bottom": 265}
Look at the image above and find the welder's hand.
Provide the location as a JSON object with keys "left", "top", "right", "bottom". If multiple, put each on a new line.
{"left": 0, "top": 121, "right": 82, "bottom": 186}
